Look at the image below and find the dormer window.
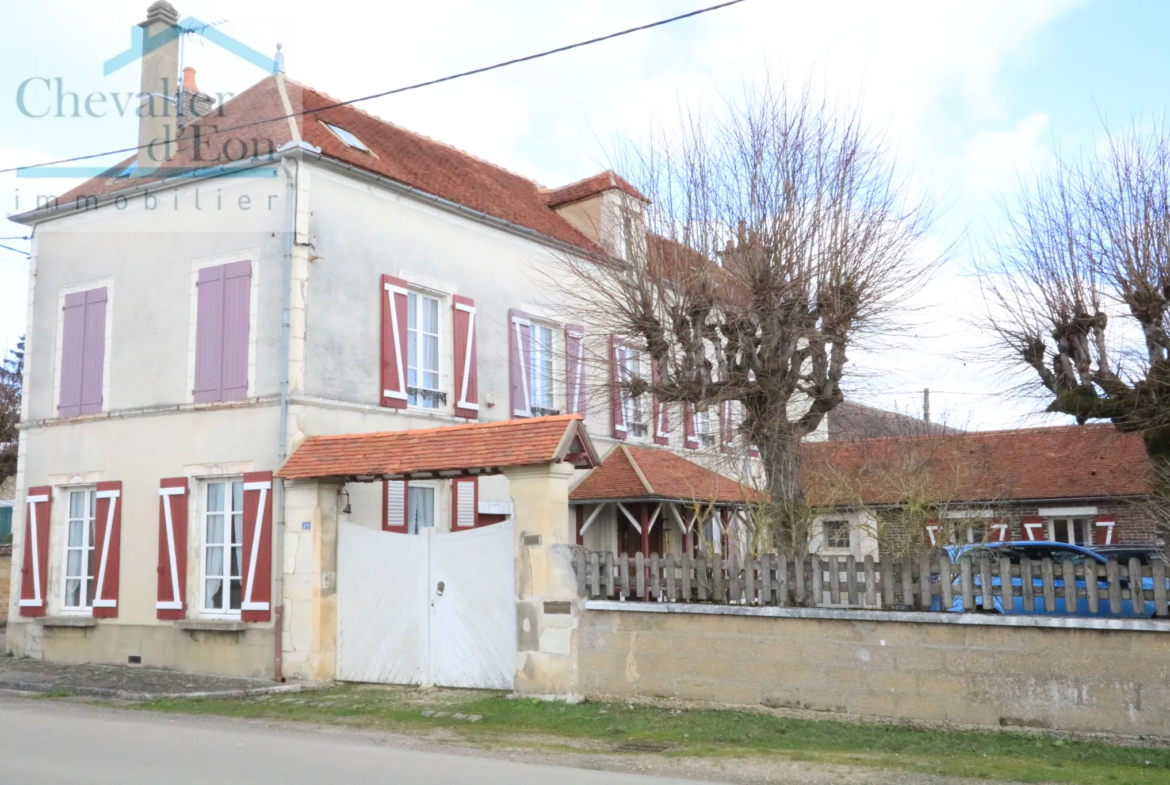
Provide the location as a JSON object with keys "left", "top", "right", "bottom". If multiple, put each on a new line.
{"left": 321, "top": 121, "right": 369, "bottom": 152}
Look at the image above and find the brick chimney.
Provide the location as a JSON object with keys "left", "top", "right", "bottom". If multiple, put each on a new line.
{"left": 177, "top": 67, "right": 214, "bottom": 129}
{"left": 134, "top": 1, "right": 181, "bottom": 176}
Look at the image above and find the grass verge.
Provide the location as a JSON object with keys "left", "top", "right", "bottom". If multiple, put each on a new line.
{"left": 130, "top": 684, "right": 1169, "bottom": 784}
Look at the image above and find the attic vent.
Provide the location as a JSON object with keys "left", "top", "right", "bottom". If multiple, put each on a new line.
{"left": 321, "top": 121, "right": 369, "bottom": 152}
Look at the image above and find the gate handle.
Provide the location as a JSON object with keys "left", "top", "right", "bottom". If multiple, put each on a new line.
{"left": 436, "top": 581, "right": 445, "bottom": 596}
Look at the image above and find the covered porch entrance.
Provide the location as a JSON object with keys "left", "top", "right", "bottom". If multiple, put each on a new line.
{"left": 276, "top": 415, "right": 597, "bottom": 690}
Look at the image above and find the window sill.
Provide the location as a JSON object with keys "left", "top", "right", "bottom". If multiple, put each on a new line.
{"left": 175, "top": 619, "right": 247, "bottom": 633}
{"left": 38, "top": 616, "right": 97, "bottom": 628}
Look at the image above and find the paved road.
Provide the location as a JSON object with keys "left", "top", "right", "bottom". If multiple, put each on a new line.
{"left": 0, "top": 695, "right": 714, "bottom": 785}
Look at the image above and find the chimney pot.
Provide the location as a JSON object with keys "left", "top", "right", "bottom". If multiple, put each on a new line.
{"left": 143, "top": 0, "right": 179, "bottom": 26}
{"left": 182, "top": 66, "right": 198, "bottom": 92}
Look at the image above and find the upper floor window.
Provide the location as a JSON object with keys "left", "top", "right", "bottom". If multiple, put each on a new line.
{"left": 193, "top": 261, "right": 251, "bottom": 404}
{"left": 63, "top": 488, "right": 97, "bottom": 611}
{"left": 58, "top": 287, "right": 108, "bottom": 417}
{"left": 407, "top": 291, "right": 442, "bottom": 409}
{"left": 203, "top": 479, "right": 244, "bottom": 617}
{"left": 529, "top": 322, "right": 557, "bottom": 415}
{"left": 620, "top": 349, "right": 647, "bottom": 439}
{"left": 694, "top": 407, "right": 714, "bottom": 448}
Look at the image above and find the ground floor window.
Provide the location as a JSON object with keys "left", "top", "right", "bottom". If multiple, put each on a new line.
{"left": 821, "top": 519, "right": 851, "bottom": 550}
{"left": 63, "top": 488, "right": 96, "bottom": 611}
{"left": 1049, "top": 517, "right": 1091, "bottom": 546}
{"left": 204, "top": 479, "right": 244, "bottom": 616}
{"left": 408, "top": 485, "right": 435, "bottom": 534}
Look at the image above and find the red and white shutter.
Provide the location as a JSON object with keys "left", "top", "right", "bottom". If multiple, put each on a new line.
{"left": 683, "top": 403, "right": 699, "bottom": 450}
{"left": 91, "top": 480, "right": 122, "bottom": 618}
{"left": 564, "top": 325, "right": 586, "bottom": 417}
{"left": 452, "top": 295, "right": 479, "bottom": 419}
{"left": 452, "top": 478, "right": 479, "bottom": 528}
{"left": 1094, "top": 515, "right": 1116, "bottom": 545}
{"left": 18, "top": 487, "right": 51, "bottom": 617}
{"left": 240, "top": 471, "right": 273, "bottom": 622}
{"left": 924, "top": 520, "right": 941, "bottom": 547}
{"left": 383, "top": 480, "right": 408, "bottom": 532}
{"left": 509, "top": 309, "right": 533, "bottom": 417}
{"left": 1022, "top": 515, "right": 1045, "bottom": 541}
{"left": 157, "top": 477, "right": 189, "bottom": 620}
{"left": 651, "top": 364, "right": 669, "bottom": 445}
{"left": 381, "top": 274, "right": 409, "bottom": 409}
{"left": 990, "top": 517, "right": 1011, "bottom": 543}
{"left": 610, "top": 335, "right": 627, "bottom": 439}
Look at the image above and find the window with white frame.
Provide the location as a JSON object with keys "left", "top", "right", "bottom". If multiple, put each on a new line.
{"left": 1049, "top": 517, "right": 1092, "bottom": 546}
{"left": 203, "top": 480, "right": 244, "bottom": 616}
{"left": 407, "top": 291, "right": 443, "bottom": 409}
{"left": 408, "top": 484, "right": 436, "bottom": 535}
{"left": 62, "top": 488, "right": 97, "bottom": 611}
{"left": 694, "top": 407, "right": 714, "bottom": 447}
{"left": 529, "top": 322, "right": 558, "bottom": 416}
{"left": 621, "top": 348, "right": 648, "bottom": 438}
{"left": 821, "top": 519, "right": 851, "bottom": 550}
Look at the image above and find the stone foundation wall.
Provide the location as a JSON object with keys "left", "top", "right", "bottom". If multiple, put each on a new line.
{"left": 579, "top": 603, "right": 1170, "bottom": 736}
{"left": 5, "top": 620, "right": 275, "bottom": 679}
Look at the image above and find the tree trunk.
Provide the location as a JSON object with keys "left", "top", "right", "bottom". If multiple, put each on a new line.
{"left": 758, "top": 428, "right": 809, "bottom": 556}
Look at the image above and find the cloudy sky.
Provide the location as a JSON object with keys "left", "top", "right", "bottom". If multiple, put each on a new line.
{"left": 2, "top": 0, "right": 1167, "bottom": 430}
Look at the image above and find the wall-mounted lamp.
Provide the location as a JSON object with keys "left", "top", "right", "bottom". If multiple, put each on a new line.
{"left": 338, "top": 487, "right": 352, "bottom": 515}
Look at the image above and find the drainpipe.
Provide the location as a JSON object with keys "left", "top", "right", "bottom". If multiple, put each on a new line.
{"left": 273, "top": 154, "right": 298, "bottom": 682}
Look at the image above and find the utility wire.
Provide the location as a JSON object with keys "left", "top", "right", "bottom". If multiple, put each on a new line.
{"left": 0, "top": 0, "right": 748, "bottom": 175}
{"left": 0, "top": 236, "right": 29, "bottom": 241}
{"left": 0, "top": 243, "right": 30, "bottom": 256}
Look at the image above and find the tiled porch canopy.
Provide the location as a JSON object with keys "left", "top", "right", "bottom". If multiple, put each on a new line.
{"left": 277, "top": 414, "right": 598, "bottom": 481}
{"left": 569, "top": 445, "right": 758, "bottom": 552}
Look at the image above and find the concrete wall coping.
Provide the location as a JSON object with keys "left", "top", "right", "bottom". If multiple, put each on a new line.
{"left": 37, "top": 616, "right": 98, "bottom": 628}
{"left": 583, "top": 600, "right": 1170, "bottom": 633}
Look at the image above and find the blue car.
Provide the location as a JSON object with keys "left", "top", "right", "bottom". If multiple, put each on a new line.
{"left": 933, "top": 541, "right": 1166, "bottom": 618}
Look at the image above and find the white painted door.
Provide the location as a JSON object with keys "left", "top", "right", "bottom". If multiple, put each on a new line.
{"left": 337, "top": 520, "right": 517, "bottom": 689}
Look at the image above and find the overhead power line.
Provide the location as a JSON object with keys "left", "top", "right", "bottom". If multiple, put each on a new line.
{"left": 0, "top": 243, "right": 30, "bottom": 257}
{"left": 0, "top": 0, "right": 748, "bottom": 176}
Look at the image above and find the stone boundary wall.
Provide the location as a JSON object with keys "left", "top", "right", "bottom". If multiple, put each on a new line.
{"left": 578, "top": 601, "right": 1170, "bottom": 736}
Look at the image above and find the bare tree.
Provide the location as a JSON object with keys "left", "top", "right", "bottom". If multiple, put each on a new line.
{"left": 0, "top": 336, "right": 23, "bottom": 486}
{"left": 980, "top": 120, "right": 1170, "bottom": 495}
{"left": 551, "top": 84, "right": 938, "bottom": 552}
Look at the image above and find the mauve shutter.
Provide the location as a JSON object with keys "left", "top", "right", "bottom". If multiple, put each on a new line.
{"left": 18, "top": 487, "right": 51, "bottom": 617}
{"left": 565, "top": 325, "right": 585, "bottom": 417}
{"left": 509, "top": 310, "right": 533, "bottom": 417}
{"left": 193, "top": 265, "right": 226, "bottom": 402}
{"left": 79, "top": 288, "right": 107, "bottom": 414}
{"left": 452, "top": 295, "right": 478, "bottom": 419}
{"left": 683, "top": 403, "right": 699, "bottom": 449}
{"left": 92, "top": 480, "right": 122, "bottom": 618}
{"left": 1094, "top": 515, "right": 1116, "bottom": 545}
{"left": 157, "top": 477, "right": 189, "bottom": 620}
{"left": 241, "top": 471, "right": 273, "bottom": 622}
{"left": 383, "top": 480, "right": 408, "bottom": 532}
{"left": 381, "top": 275, "right": 409, "bottom": 409}
{"left": 609, "top": 335, "right": 626, "bottom": 439}
{"left": 58, "top": 292, "right": 86, "bottom": 417}
{"left": 221, "top": 261, "right": 251, "bottom": 401}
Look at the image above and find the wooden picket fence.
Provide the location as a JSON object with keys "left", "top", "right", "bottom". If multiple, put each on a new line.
{"left": 572, "top": 550, "right": 1170, "bottom": 617}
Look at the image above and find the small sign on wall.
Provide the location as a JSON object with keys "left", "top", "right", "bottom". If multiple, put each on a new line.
{"left": 302, "top": 521, "right": 311, "bottom": 530}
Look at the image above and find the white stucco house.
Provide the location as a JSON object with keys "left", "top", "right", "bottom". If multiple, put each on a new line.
{"left": 5, "top": 2, "right": 784, "bottom": 683}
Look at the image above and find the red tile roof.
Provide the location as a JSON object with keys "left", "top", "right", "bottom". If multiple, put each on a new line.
{"left": 570, "top": 445, "right": 756, "bottom": 504}
{"left": 278, "top": 415, "right": 597, "bottom": 480}
{"left": 801, "top": 424, "right": 1151, "bottom": 508}
{"left": 46, "top": 77, "right": 607, "bottom": 253}
{"left": 540, "top": 171, "right": 647, "bottom": 207}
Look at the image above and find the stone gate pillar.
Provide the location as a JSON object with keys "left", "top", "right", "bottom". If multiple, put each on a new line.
{"left": 504, "top": 461, "right": 580, "bottom": 699}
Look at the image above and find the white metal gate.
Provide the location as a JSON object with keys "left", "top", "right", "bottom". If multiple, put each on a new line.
{"left": 336, "top": 520, "right": 517, "bottom": 689}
